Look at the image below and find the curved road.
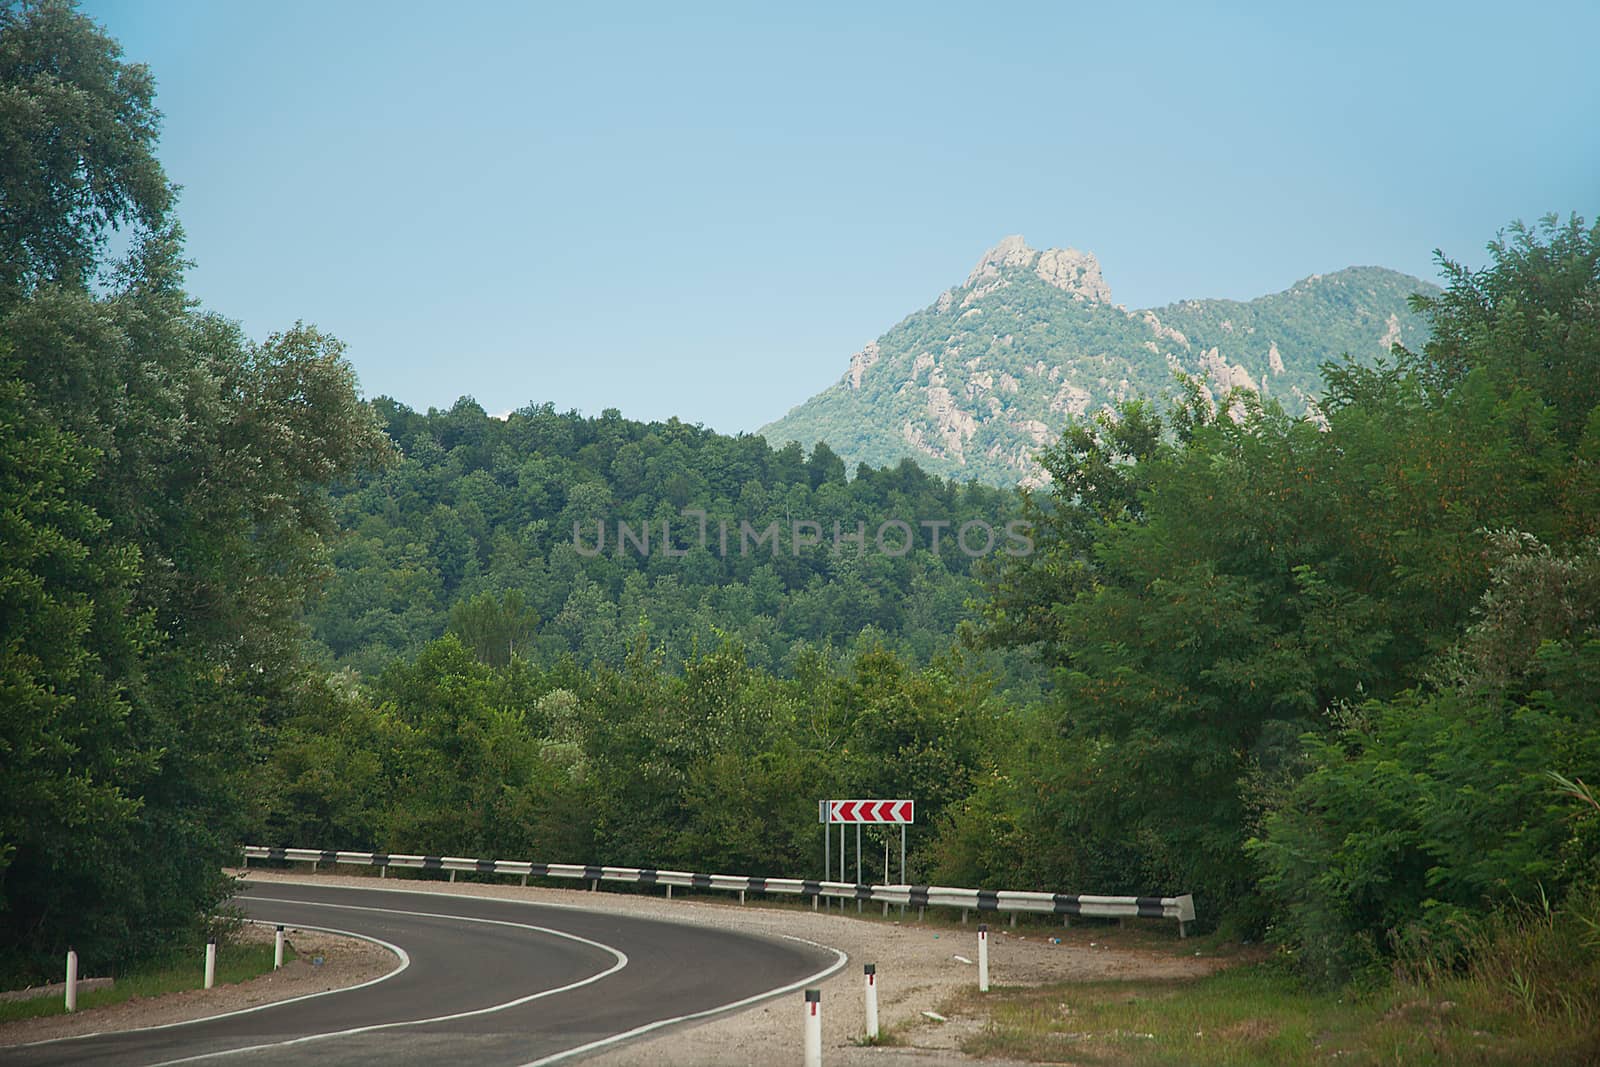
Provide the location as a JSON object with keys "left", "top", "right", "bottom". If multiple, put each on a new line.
{"left": 5, "top": 880, "right": 845, "bottom": 1066}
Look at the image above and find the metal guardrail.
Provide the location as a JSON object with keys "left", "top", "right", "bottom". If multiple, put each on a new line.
{"left": 241, "top": 845, "right": 1197, "bottom": 936}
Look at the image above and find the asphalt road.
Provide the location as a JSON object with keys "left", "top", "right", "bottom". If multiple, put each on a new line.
{"left": 4, "top": 880, "right": 845, "bottom": 1066}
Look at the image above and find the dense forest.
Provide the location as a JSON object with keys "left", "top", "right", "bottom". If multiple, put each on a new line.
{"left": 3, "top": 8, "right": 1597, "bottom": 1051}
{"left": 310, "top": 397, "right": 1031, "bottom": 679}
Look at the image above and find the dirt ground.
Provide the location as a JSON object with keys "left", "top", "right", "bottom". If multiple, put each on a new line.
{"left": 0, "top": 919, "right": 398, "bottom": 1048}
{"left": 222, "top": 869, "right": 1225, "bottom": 1065}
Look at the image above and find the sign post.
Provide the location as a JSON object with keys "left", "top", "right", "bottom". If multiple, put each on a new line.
{"left": 819, "top": 799, "right": 829, "bottom": 891}
{"left": 855, "top": 824, "right": 861, "bottom": 911}
{"left": 820, "top": 800, "right": 915, "bottom": 903}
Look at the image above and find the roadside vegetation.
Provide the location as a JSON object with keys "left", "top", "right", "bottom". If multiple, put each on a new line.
{"left": 953, "top": 889, "right": 1600, "bottom": 1065}
{"left": 0, "top": 932, "right": 289, "bottom": 1025}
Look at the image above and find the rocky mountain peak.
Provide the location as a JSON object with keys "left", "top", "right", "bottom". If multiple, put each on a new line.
{"left": 761, "top": 251, "right": 1433, "bottom": 488}
{"left": 966, "top": 235, "right": 1037, "bottom": 284}
{"left": 964, "top": 235, "right": 1112, "bottom": 304}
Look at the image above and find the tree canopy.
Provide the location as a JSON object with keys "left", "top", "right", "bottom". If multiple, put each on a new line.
{"left": 0, "top": 0, "right": 386, "bottom": 979}
{"left": 971, "top": 214, "right": 1600, "bottom": 973}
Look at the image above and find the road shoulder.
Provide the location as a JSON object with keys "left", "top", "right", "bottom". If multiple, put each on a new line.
{"left": 0, "top": 923, "right": 396, "bottom": 1048}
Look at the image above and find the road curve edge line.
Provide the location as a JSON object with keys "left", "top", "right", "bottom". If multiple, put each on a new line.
{"left": 517, "top": 933, "right": 849, "bottom": 1066}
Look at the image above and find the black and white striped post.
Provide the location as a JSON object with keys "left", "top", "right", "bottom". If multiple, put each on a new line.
{"left": 803, "top": 988, "right": 822, "bottom": 1067}
{"left": 863, "top": 964, "right": 878, "bottom": 1040}
{"left": 64, "top": 948, "right": 78, "bottom": 1012}
{"left": 204, "top": 937, "right": 217, "bottom": 990}
{"left": 977, "top": 924, "right": 989, "bottom": 993}
{"left": 274, "top": 925, "right": 285, "bottom": 969}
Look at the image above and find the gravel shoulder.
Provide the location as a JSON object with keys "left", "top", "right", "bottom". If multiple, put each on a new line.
{"left": 227, "top": 868, "right": 1225, "bottom": 1066}
{"left": 0, "top": 919, "right": 397, "bottom": 1048}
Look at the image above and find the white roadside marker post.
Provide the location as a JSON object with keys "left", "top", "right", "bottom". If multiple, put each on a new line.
{"left": 204, "top": 938, "right": 217, "bottom": 990}
{"left": 274, "top": 925, "right": 285, "bottom": 969}
{"left": 65, "top": 948, "right": 78, "bottom": 1012}
{"left": 978, "top": 924, "right": 990, "bottom": 993}
{"left": 864, "top": 964, "right": 879, "bottom": 1040}
{"left": 803, "top": 988, "right": 822, "bottom": 1067}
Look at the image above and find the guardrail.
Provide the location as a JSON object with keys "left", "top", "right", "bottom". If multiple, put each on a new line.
{"left": 241, "top": 845, "right": 1196, "bottom": 936}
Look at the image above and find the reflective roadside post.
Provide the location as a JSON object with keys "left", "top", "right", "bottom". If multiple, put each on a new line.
{"left": 65, "top": 949, "right": 78, "bottom": 1012}
{"left": 978, "top": 924, "right": 990, "bottom": 992}
{"left": 864, "top": 964, "right": 879, "bottom": 1039}
{"left": 803, "top": 988, "right": 822, "bottom": 1067}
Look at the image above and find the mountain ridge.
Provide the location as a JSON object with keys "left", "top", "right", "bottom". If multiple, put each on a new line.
{"left": 761, "top": 236, "right": 1436, "bottom": 485}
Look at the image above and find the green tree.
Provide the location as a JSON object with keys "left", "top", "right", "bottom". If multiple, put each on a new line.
{"left": 1254, "top": 535, "right": 1600, "bottom": 983}
{"left": 1, "top": 1, "right": 388, "bottom": 979}
{"left": 448, "top": 589, "right": 538, "bottom": 667}
{"left": 0, "top": 0, "right": 170, "bottom": 298}
{"left": 0, "top": 348, "right": 153, "bottom": 976}
{"left": 975, "top": 217, "right": 1595, "bottom": 927}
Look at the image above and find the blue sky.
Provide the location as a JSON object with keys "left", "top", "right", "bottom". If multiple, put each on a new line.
{"left": 86, "top": 1, "right": 1599, "bottom": 433}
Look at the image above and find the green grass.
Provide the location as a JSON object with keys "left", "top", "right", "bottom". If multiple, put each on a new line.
{"left": 951, "top": 956, "right": 1600, "bottom": 1067}
{"left": 0, "top": 936, "right": 292, "bottom": 1025}
{"left": 955, "top": 967, "right": 1361, "bottom": 1066}
{"left": 853, "top": 1025, "right": 910, "bottom": 1047}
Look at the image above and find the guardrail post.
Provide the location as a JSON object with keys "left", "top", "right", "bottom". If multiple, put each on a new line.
{"left": 274, "top": 925, "right": 285, "bottom": 969}
{"left": 448, "top": 869, "right": 456, "bottom": 883}
{"left": 204, "top": 938, "right": 217, "bottom": 990}
{"left": 739, "top": 889, "right": 746, "bottom": 905}
{"left": 863, "top": 964, "right": 879, "bottom": 1039}
{"left": 961, "top": 907, "right": 968, "bottom": 925}
{"left": 666, "top": 884, "right": 673, "bottom": 900}
{"left": 803, "top": 988, "right": 822, "bottom": 1067}
{"left": 1010, "top": 911, "right": 1017, "bottom": 928}
{"left": 977, "top": 924, "right": 989, "bottom": 993}
{"left": 380, "top": 865, "right": 388, "bottom": 879}
{"left": 65, "top": 948, "right": 78, "bottom": 1012}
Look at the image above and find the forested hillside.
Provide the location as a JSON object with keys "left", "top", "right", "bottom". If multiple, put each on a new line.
{"left": 310, "top": 399, "right": 1029, "bottom": 677}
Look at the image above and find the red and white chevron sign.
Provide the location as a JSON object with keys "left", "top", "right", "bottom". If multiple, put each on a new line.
{"left": 828, "top": 799, "right": 914, "bottom": 824}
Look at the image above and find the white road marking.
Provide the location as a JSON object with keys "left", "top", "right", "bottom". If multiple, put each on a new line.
{"left": 140, "top": 896, "right": 629, "bottom": 1065}
{"left": 243, "top": 875, "right": 857, "bottom": 1066}
{"left": 517, "top": 932, "right": 849, "bottom": 1066}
